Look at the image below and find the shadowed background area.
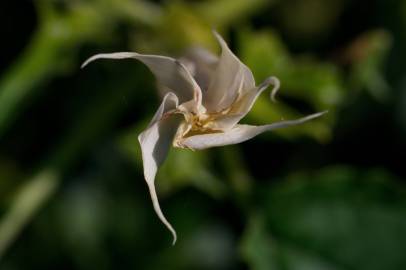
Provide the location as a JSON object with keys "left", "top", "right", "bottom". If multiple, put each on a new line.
{"left": 0, "top": 0, "right": 406, "bottom": 269}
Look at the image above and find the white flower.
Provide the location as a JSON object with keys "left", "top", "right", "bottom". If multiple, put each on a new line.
{"left": 82, "top": 31, "right": 326, "bottom": 245}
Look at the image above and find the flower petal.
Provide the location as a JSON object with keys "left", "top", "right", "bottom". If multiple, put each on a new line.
{"left": 180, "top": 111, "right": 327, "bottom": 150}
{"left": 204, "top": 31, "right": 255, "bottom": 112}
{"left": 82, "top": 52, "right": 202, "bottom": 106}
{"left": 179, "top": 47, "right": 218, "bottom": 92}
{"left": 211, "top": 77, "right": 280, "bottom": 131}
{"left": 232, "top": 77, "right": 280, "bottom": 118}
{"left": 138, "top": 93, "right": 183, "bottom": 245}
{"left": 148, "top": 92, "right": 179, "bottom": 127}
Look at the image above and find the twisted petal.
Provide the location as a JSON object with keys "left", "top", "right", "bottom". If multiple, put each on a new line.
{"left": 138, "top": 92, "right": 183, "bottom": 245}
{"left": 210, "top": 77, "right": 280, "bottom": 131}
{"left": 204, "top": 31, "right": 255, "bottom": 112}
{"left": 82, "top": 52, "right": 202, "bottom": 107}
{"left": 180, "top": 111, "right": 327, "bottom": 150}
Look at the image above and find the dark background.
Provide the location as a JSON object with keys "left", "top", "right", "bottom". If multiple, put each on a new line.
{"left": 0, "top": 0, "right": 406, "bottom": 269}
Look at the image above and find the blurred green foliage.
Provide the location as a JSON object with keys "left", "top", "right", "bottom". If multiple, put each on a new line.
{"left": 242, "top": 167, "right": 406, "bottom": 270}
{"left": 1, "top": 0, "right": 406, "bottom": 269}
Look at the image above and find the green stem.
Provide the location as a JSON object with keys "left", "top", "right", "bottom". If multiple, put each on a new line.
{"left": 0, "top": 0, "right": 163, "bottom": 138}
{"left": 0, "top": 170, "right": 59, "bottom": 258}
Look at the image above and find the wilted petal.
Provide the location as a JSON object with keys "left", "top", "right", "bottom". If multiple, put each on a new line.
{"left": 82, "top": 52, "right": 202, "bottom": 106}
{"left": 138, "top": 92, "right": 183, "bottom": 245}
{"left": 204, "top": 31, "right": 255, "bottom": 112}
{"left": 231, "top": 77, "right": 280, "bottom": 121}
{"left": 148, "top": 92, "right": 179, "bottom": 126}
{"left": 210, "top": 77, "right": 280, "bottom": 131}
{"left": 180, "top": 111, "right": 327, "bottom": 150}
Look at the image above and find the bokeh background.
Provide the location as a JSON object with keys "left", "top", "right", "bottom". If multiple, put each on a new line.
{"left": 1, "top": 0, "right": 406, "bottom": 269}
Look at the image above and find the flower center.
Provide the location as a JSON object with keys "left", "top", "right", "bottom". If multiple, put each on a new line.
{"left": 179, "top": 112, "right": 222, "bottom": 138}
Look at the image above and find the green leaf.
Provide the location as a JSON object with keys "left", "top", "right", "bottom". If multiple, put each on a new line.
{"left": 346, "top": 30, "right": 393, "bottom": 101}
{"left": 238, "top": 28, "right": 344, "bottom": 142}
{"left": 241, "top": 215, "right": 344, "bottom": 270}
{"left": 241, "top": 166, "right": 406, "bottom": 270}
{"left": 239, "top": 28, "right": 345, "bottom": 109}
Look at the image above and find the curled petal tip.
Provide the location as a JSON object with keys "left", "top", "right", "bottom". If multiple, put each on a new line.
{"left": 268, "top": 77, "right": 280, "bottom": 103}
{"left": 256, "top": 76, "right": 280, "bottom": 103}
{"left": 167, "top": 222, "right": 177, "bottom": 246}
{"left": 80, "top": 61, "right": 89, "bottom": 69}
{"left": 81, "top": 55, "right": 98, "bottom": 69}
{"left": 81, "top": 52, "right": 141, "bottom": 70}
{"left": 212, "top": 30, "right": 226, "bottom": 46}
{"left": 147, "top": 183, "right": 178, "bottom": 246}
{"left": 171, "top": 233, "right": 178, "bottom": 246}
{"left": 314, "top": 110, "right": 329, "bottom": 117}
{"left": 302, "top": 110, "right": 329, "bottom": 122}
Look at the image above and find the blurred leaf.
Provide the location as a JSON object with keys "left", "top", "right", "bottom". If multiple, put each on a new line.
{"left": 0, "top": 63, "right": 145, "bottom": 259}
{"left": 0, "top": 0, "right": 161, "bottom": 137}
{"left": 193, "top": 0, "right": 273, "bottom": 27}
{"left": 218, "top": 147, "right": 253, "bottom": 199}
{"left": 0, "top": 169, "right": 59, "bottom": 258}
{"left": 241, "top": 215, "right": 343, "bottom": 270}
{"left": 133, "top": 3, "right": 215, "bottom": 54}
{"left": 238, "top": 28, "right": 343, "bottom": 142}
{"left": 239, "top": 28, "right": 345, "bottom": 108}
{"left": 132, "top": 0, "right": 275, "bottom": 54}
{"left": 145, "top": 222, "right": 237, "bottom": 270}
{"left": 344, "top": 30, "right": 393, "bottom": 101}
{"left": 241, "top": 216, "right": 278, "bottom": 270}
{"left": 0, "top": 0, "right": 105, "bottom": 136}
{"left": 395, "top": 76, "right": 406, "bottom": 134}
{"left": 0, "top": 159, "right": 25, "bottom": 202}
{"left": 275, "top": 0, "right": 347, "bottom": 41}
{"left": 241, "top": 166, "right": 406, "bottom": 270}
{"left": 7, "top": 146, "right": 239, "bottom": 270}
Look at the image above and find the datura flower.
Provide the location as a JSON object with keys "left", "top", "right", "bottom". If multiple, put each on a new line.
{"left": 82, "top": 31, "right": 326, "bottom": 245}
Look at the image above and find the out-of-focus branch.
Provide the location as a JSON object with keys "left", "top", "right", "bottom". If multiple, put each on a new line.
{"left": 0, "top": 63, "right": 144, "bottom": 259}
{"left": 0, "top": 0, "right": 162, "bottom": 137}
